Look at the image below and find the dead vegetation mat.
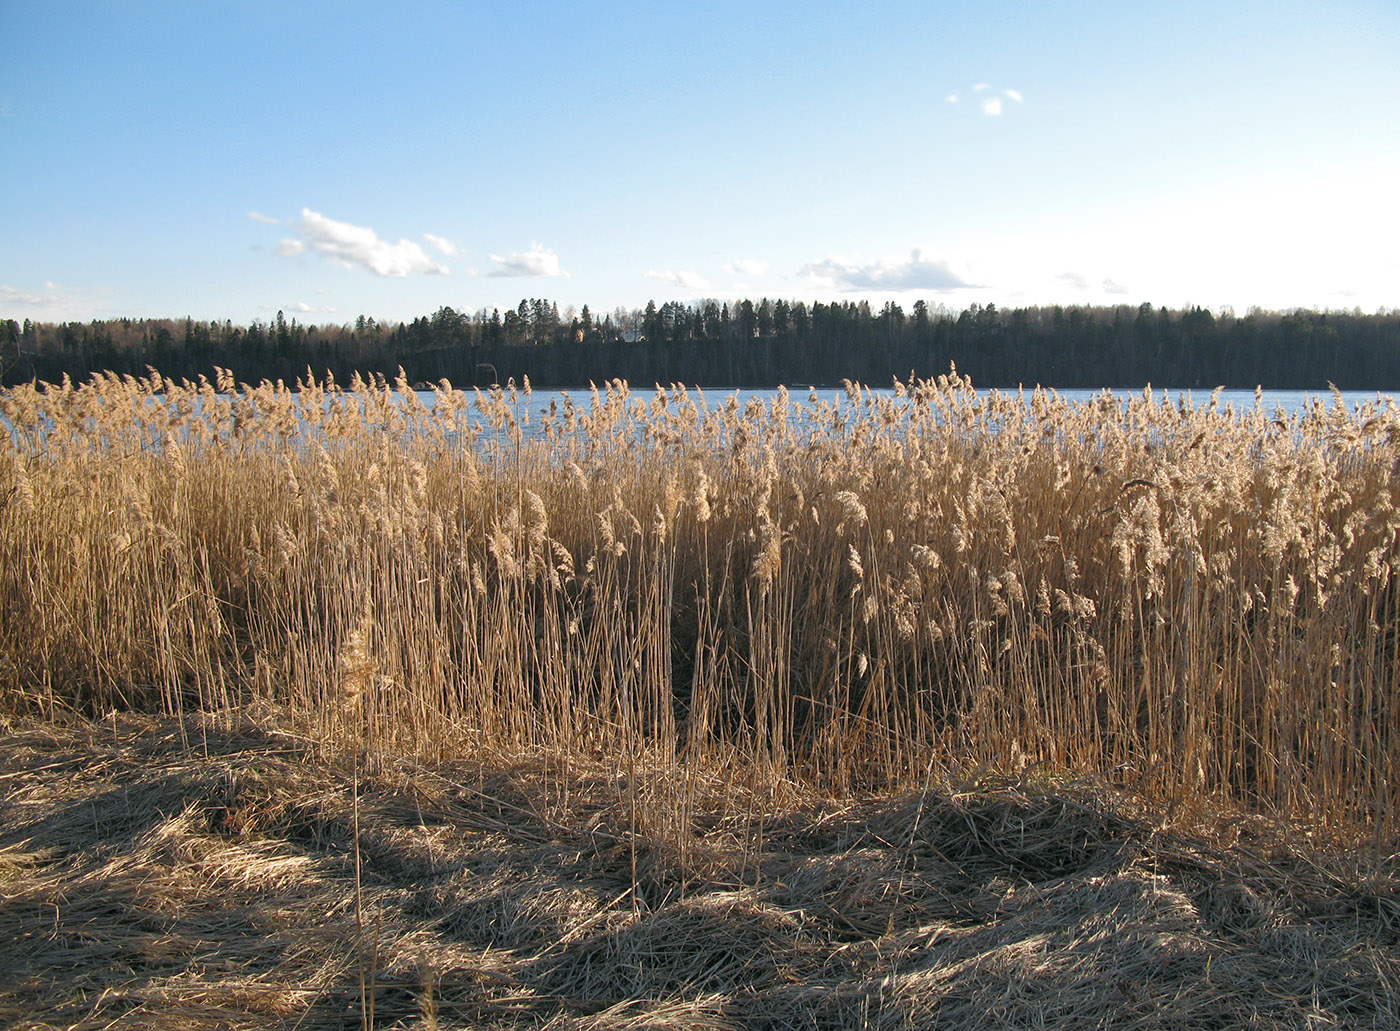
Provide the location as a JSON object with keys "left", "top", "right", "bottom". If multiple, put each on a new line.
{"left": 1, "top": 712, "right": 1397, "bottom": 1030}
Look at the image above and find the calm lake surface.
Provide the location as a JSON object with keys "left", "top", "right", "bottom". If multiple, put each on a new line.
{"left": 9, "top": 385, "right": 1395, "bottom": 452}
{"left": 445, "top": 385, "right": 1396, "bottom": 438}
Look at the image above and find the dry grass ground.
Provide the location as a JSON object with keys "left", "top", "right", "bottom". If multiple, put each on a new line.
{"left": 2, "top": 708, "right": 1397, "bottom": 1030}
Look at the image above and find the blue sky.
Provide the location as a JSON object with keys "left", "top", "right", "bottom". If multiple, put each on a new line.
{"left": 2, "top": 0, "right": 1397, "bottom": 325}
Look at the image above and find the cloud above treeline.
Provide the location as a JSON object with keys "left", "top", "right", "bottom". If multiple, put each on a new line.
{"left": 646, "top": 269, "right": 711, "bottom": 291}
{"left": 275, "top": 209, "right": 449, "bottom": 277}
{"left": 724, "top": 258, "right": 770, "bottom": 277}
{"left": 487, "top": 244, "right": 569, "bottom": 278}
{"left": 1, "top": 282, "right": 66, "bottom": 308}
{"left": 257, "top": 210, "right": 571, "bottom": 280}
{"left": 802, "top": 249, "right": 973, "bottom": 292}
{"left": 1056, "top": 271, "right": 1132, "bottom": 296}
{"left": 0, "top": 280, "right": 107, "bottom": 319}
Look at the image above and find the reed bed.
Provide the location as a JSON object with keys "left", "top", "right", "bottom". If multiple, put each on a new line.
{"left": 3, "top": 368, "right": 1400, "bottom": 851}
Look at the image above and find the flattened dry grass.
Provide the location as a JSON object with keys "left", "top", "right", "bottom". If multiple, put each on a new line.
{"left": 1, "top": 711, "right": 1396, "bottom": 1030}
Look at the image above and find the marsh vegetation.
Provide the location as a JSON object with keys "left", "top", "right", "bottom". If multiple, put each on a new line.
{"left": 2, "top": 369, "right": 1398, "bottom": 1028}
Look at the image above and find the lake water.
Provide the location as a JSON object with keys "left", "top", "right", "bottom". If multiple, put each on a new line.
{"left": 7, "top": 383, "right": 1394, "bottom": 453}
{"left": 452, "top": 384, "right": 1395, "bottom": 439}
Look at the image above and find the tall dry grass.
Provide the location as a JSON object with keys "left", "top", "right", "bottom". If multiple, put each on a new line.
{"left": 2, "top": 369, "right": 1398, "bottom": 848}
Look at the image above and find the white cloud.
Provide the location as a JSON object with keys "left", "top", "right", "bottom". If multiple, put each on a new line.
{"left": 291, "top": 301, "right": 338, "bottom": 314}
{"left": 724, "top": 258, "right": 770, "bottom": 277}
{"left": 0, "top": 281, "right": 110, "bottom": 320}
{"left": 1047, "top": 271, "right": 1133, "bottom": 298}
{"left": 278, "top": 208, "right": 449, "bottom": 277}
{"left": 801, "top": 249, "right": 973, "bottom": 292}
{"left": 424, "top": 233, "right": 458, "bottom": 257}
{"left": 1, "top": 284, "right": 63, "bottom": 308}
{"left": 949, "top": 84, "right": 1023, "bottom": 117}
{"left": 1044, "top": 270, "right": 1135, "bottom": 298}
{"left": 487, "top": 243, "right": 569, "bottom": 278}
{"left": 247, "top": 210, "right": 279, "bottom": 225}
{"left": 646, "top": 269, "right": 711, "bottom": 291}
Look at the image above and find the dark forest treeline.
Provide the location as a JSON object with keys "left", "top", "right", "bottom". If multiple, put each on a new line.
{"left": 4, "top": 299, "right": 1399, "bottom": 389}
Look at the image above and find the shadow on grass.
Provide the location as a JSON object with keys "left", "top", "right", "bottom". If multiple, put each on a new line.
{"left": 0, "top": 712, "right": 1397, "bottom": 1030}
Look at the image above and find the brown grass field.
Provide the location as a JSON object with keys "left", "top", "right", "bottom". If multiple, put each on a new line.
{"left": 1, "top": 370, "right": 1398, "bottom": 1028}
